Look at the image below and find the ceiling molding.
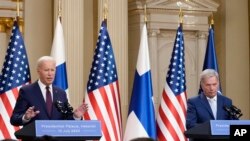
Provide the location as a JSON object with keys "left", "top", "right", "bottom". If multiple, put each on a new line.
{"left": 129, "top": 0, "right": 219, "bottom": 13}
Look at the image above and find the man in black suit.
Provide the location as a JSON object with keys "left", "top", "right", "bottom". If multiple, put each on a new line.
{"left": 10, "top": 56, "right": 87, "bottom": 126}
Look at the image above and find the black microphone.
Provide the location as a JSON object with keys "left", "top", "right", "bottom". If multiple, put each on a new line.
{"left": 230, "top": 105, "right": 243, "bottom": 118}
{"left": 64, "top": 101, "right": 73, "bottom": 115}
{"left": 224, "top": 105, "right": 232, "bottom": 113}
{"left": 55, "top": 100, "right": 73, "bottom": 119}
{"left": 224, "top": 105, "right": 238, "bottom": 119}
{"left": 55, "top": 100, "right": 65, "bottom": 113}
{"left": 224, "top": 105, "right": 234, "bottom": 116}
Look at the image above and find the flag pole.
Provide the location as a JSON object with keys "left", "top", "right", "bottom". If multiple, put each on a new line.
{"left": 103, "top": 0, "right": 108, "bottom": 24}
{"left": 17, "top": 0, "right": 20, "bottom": 17}
{"left": 58, "top": 0, "right": 62, "bottom": 21}
{"left": 16, "top": 0, "right": 24, "bottom": 34}
{"left": 210, "top": 12, "right": 214, "bottom": 29}
{"left": 16, "top": 0, "right": 20, "bottom": 22}
{"left": 179, "top": 5, "right": 183, "bottom": 25}
{"left": 144, "top": 4, "right": 147, "bottom": 24}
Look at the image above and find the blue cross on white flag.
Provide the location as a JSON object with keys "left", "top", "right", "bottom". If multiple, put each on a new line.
{"left": 51, "top": 17, "right": 69, "bottom": 97}
{"left": 124, "top": 23, "right": 156, "bottom": 141}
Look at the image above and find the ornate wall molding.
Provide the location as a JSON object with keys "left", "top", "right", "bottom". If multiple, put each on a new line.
{"left": 128, "top": 0, "right": 219, "bottom": 106}
{"left": 0, "top": 0, "right": 23, "bottom": 33}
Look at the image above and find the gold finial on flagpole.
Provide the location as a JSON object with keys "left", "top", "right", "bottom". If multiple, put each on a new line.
{"left": 179, "top": 7, "right": 183, "bottom": 24}
{"left": 103, "top": 0, "right": 108, "bottom": 20}
{"left": 177, "top": 1, "right": 183, "bottom": 24}
{"left": 17, "top": 0, "right": 20, "bottom": 18}
{"left": 58, "top": 0, "right": 62, "bottom": 20}
{"left": 210, "top": 13, "right": 214, "bottom": 25}
{"left": 144, "top": 4, "right": 147, "bottom": 23}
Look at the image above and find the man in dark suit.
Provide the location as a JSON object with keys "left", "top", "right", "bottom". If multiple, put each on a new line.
{"left": 186, "top": 69, "right": 233, "bottom": 130}
{"left": 10, "top": 56, "right": 87, "bottom": 126}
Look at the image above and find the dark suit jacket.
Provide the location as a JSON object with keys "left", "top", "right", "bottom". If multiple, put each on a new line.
{"left": 10, "top": 81, "right": 72, "bottom": 126}
{"left": 186, "top": 93, "right": 233, "bottom": 129}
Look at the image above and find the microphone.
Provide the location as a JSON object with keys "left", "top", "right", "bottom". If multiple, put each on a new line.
{"left": 230, "top": 105, "right": 243, "bottom": 118}
{"left": 55, "top": 100, "right": 73, "bottom": 119}
{"left": 55, "top": 100, "right": 65, "bottom": 113}
{"left": 223, "top": 105, "right": 232, "bottom": 113}
{"left": 223, "top": 105, "right": 243, "bottom": 119}
{"left": 64, "top": 101, "right": 73, "bottom": 115}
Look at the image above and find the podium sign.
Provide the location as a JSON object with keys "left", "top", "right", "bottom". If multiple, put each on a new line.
{"left": 210, "top": 120, "right": 250, "bottom": 135}
{"left": 35, "top": 120, "right": 101, "bottom": 137}
{"left": 15, "top": 120, "right": 102, "bottom": 140}
{"left": 185, "top": 120, "right": 250, "bottom": 140}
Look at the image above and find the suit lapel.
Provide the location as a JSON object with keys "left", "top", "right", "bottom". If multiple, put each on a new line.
{"left": 216, "top": 94, "right": 224, "bottom": 119}
{"left": 200, "top": 94, "right": 215, "bottom": 119}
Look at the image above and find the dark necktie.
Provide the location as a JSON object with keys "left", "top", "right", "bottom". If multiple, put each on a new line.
{"left": 46, "top": 86, "right": 52, "bottom": 117}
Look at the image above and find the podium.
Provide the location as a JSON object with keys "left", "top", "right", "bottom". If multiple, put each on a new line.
{"left": 185, "top": 120, "right": 250, "bottom": 141}
{"left": 15, "top": 120, "right": 102, "bottom": 141}
{"left": 184, "top": 121, "right": 228, "bottom": 141}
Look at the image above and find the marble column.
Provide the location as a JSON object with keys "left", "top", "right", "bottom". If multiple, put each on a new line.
{"left": 148, "top": 29, "right": 159, "bottom": 105}
{"left": 0, "top": 33, "right": 8, "bottom": 66}
{"left": 197, "top": 31, "right": 208, "bottom": 82}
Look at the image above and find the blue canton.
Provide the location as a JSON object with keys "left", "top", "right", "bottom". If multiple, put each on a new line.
{"left": 166, "top": 25, "right": 186, "bottom": 95}
{"left": 87, "top": 21, "right": 118, "bottom": 93}
{"left": 0, "top": 21, "right": 31, "bottom": 93}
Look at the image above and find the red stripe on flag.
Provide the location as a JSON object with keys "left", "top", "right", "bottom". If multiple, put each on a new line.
{"left": 164, "top": 90, "right": 186, "bottom": 132}
{"left": 99, "top": 85, "right": 119, "bottom": 141}
{"left": 1, "top": 91, "right": 21, "bottom": 139}
{"left": 158, "top": 102, "right": 179, "bottom": 140}
{"left": 0, "top": 115, "right": 11, "bottom": 139}
{"left": 180, "top": 91, "right": 187, "bottom": 117}
{"left": 12, "top": 88, "right": 19, "bottom": 100}
{"left": 87, "top": 90, "right": 111, "bottom": 141}
{"left": 1, "top": 93, "right": 13, "bottom": 118}
{"left": 83, "top": 111, "right": 91, "bottom": 120}
{"left": 109, "top": 82, "right": 122, "bottom": 139}
{"left": 156, "top": 123, "right": 166, "bottom": 141}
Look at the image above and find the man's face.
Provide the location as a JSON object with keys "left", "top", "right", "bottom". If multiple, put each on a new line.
{"left": 37, "top": 60, "right": 56, "bottom": 86}
{"left": 201, "top": 76, "right": 219, "bottom": 98}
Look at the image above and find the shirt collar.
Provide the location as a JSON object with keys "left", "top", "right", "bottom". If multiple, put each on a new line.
{"left": 38, "top": 79, "right": 52, "bottom": 89}
{"left": 206, "top": 95, "right": 217, "bottom": 101}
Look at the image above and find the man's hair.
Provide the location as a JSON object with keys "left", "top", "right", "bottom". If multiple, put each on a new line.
{"left": 200, "top": 69, "right": 219, "bottom": 84}
{"left": 37, "top": 56, "right": 56, "bottom": 69}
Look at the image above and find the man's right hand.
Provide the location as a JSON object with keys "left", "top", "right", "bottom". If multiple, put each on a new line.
{"left": 24, "top": 106, "right": 40, "bottom": 120}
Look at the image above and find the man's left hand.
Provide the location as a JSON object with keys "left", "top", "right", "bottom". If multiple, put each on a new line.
{"left": 73, "top": 103, "right": 88, "bottom": 119}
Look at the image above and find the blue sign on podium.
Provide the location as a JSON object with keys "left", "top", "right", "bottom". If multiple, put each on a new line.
{"left": 35, "top": 120, "right": 101, "bottom": 137}
{"left": 210, "top": 120, "right": 250, "bottom": 135}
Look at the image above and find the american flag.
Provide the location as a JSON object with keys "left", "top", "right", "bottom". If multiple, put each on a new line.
{"left": 0, "top": 20, "right": 31, "bottom": 139}
{"left": 156, "top": 24, "right": 187, "bottom": 141}
{"left": 84, "top": 20, "right": 122, "bottom": 141}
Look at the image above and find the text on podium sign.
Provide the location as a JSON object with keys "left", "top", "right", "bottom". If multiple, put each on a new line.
{"left": 35, "top": 120, "right": 101, "bottom": 137}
